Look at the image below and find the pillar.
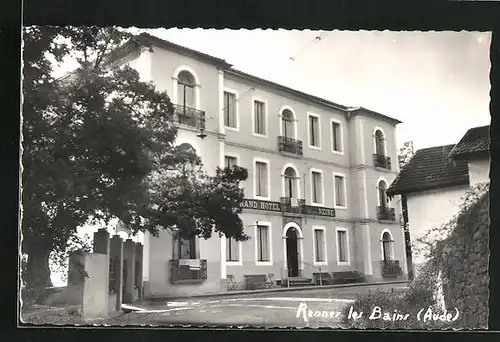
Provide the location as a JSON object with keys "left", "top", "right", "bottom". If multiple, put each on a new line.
{"left": 92, "top": 228, "right": 110, "bottom": 311}
{"left": 110, "top": 235, "right": 124, "bottom": 310}
{"left": 135, "top": 242, "right": 143, "bottom": 299}
{"left": 123, "top": 239, "right": 136, "bottom": 303}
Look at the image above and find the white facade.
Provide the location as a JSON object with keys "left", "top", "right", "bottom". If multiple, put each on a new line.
{"left": 468, "top": 158, "right": 491, "bottom": 186}
{"left": 406, "top": 185, "right": 468, "bottom": 274}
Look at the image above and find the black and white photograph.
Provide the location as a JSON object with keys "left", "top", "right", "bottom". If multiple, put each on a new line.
{"left": 19, "top": 27, "right": 491, "bottom": 329}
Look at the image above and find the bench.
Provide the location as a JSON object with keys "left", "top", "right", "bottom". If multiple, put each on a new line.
{"left": 226, "top": 274, "right": 241, "bottom": 291}
{"left": 244, "top": 274, "right": 268, "bottom": 290}
{"left": 332, "top": 271, "right": 365, "bottom": 284}
{"left": 312, "top": 272, "right": 334, "bottom": 285}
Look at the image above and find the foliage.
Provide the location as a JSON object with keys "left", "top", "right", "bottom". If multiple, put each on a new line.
{"left": 49, "top": 233, "right": 93, "bottom": 284}
{"left": 412, "top": 182, "right": 489, "bottom": 262}
{"left": 398, "top": 141, "right": 415, "bottom": 170}
{"left": 21, "top": 26, "right": 248, "bottom": 290}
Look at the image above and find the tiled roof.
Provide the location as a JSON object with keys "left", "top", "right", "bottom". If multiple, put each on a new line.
{"left": 132, "top": 33, "right": 402, "bottom": 126}
{"left": 448, "top": 125, "right": 490, "bottom": 160}
{"left": 387, "top": 144, "right": 469, "bottom": 196}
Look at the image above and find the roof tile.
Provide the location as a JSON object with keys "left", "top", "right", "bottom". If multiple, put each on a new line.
{"left": 387, "top": 144, "right": 469, "bottom": 196}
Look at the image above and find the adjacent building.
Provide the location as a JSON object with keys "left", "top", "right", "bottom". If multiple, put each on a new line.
{"left": 387, "top": 125, "right": 490, "bottom": 276}
{"left": 114, "top": 33, "right": 408, "bottom": 298}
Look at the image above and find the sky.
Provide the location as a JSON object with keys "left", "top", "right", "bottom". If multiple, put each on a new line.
{"left": 124, "top": 28, "right": 491, "bottom": 151}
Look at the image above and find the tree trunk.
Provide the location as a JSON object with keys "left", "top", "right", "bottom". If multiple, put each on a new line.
{"left": 25, "top": 245, "right": 53, "bottom": 290}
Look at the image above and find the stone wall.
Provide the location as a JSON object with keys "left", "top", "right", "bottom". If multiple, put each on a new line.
{"left": 439, "top": 189, "right": 489, "bottom": 328}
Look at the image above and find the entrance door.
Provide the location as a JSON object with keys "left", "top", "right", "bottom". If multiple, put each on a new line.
{"left": 286, "top": 228, "right": 299, "bottom": 277}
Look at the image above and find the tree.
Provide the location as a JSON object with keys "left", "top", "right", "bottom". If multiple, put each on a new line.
{"left": 22, "top": 26, "right": 248, "bottom": 291}
{"left": 398, "top": 141, "right": 415, "bottom": 170}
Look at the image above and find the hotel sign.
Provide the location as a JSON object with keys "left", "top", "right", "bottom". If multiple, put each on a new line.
{"left": 302, "top": 205, "right": 336, "bottom": 218}
{"left": 240, "top": 199, "right": 336, "bottom": 217}
{"left": 240, "top": 199, "right": 282, "bottom": 212}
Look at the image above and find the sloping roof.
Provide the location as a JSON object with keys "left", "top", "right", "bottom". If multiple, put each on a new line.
{"left": 133, "top": 33, "right": 403, "bottom": 126}
{"left": 134, "top": 33, "right": 233, "bottom": 69}
{"left": 387, "top": 144, "right": 469, "bottom": 196}
{"left": 448, "top": 125, "right": 490, "bottom": 160}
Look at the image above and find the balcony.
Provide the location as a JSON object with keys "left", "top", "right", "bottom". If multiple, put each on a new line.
{"left": 173, "top": 104, "right": 206, "bottom": 130}
{"left": 280, "top": 197, "right": 305, "bottom": 214}
{"left": 278, "top": 136, "right": 303, "bottom": 156}
{"left": 169, "top": 259, "right": 207, "bottom": 284}
{"left": 373, "top": 154, "right": 392, "bottom": 170}
{"left": 377, "top": 206, "right": 396, "bottom": 221}
{"left": 380, "top": 260, "right": 403, "bottom": 278}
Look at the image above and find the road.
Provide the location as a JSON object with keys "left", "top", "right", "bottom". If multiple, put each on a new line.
{"left": 108, "top": 283, "right": 408, "bottom": 328}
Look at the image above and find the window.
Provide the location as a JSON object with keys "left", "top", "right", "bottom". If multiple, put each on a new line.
{"left": 253, "top": 100, "right": 266, "bottom": 136}
{"left": 226, "top": 238, "right": 239, "bottom": 262}
{"left": 177, "top": 71, "right": 196, "bottom": 108}
{"left": 331, "top": 120, "right": 342, "bottom": 153}
{"left": 311, "top": 171, "right": 323, "bottom": 205}
{"left": 178, "top": 236, "right": 197, "bottom": 259}
{"left": 334, "top": 174, "right": 346, "bottom": 207}
{"left": 314, "top": 229, "right": 326, "bottom": 263}
{"left": 337, "top": 229, "right": 348, "bottom": 263}
{"left": 255, "top": 161, "right": 269, "bottom": 198}
{"left": 257, "top": 225, "right": 269, "bottom": 262}
{"left": 281, "top": 109, "right": 294, "bottom": 138}
{"left": 309, "top": 114, "right": 320, "bottom": 148}
{"left": 378, "top": 180, "right": 388, "bottom": 208}
{"left": 225, "top": 156, "right": 237, "bottom": 169}
{"left": 284, "top": 166, "right": 298, "bottom": 198}
{"left": 224, "top": 91, "right": 237, "bottom": 129}
{"left": 374, "top": 129, "right": 385, "bottom": 156}
{"left": 381, "top": 232, "right": 393, "bottom": 262}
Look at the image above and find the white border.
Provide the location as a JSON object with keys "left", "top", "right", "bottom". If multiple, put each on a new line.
{"left": 255, "top": 221, "right": 273, "bottom": 266}
{"left": 251, "top": 97, "right": 268, "bottom": 138}
{"left": 223, "top": 87, "right": 240, "bottom": 132}
{"left": 333, "top": 172, "right": 348, "bottom": 209}
{"left": 312, "top": 226, "right": 327, "bottom": 266}
{"left": 376, "top": 177, "right": 389, "bottom": 207}
{"left": 380, "top": 229, "right": 395, "bottom": 261}
{"left": 226, "top": 237, "right": 243, "bottom": 266}
{"left": 309, "top": 168, "right": 324, "bottom": 206}
{"left": 335, "top": 227, "right": 350, "bottom": 266}
{"left": 281, "top": 163, "right": 302, "bottom": 199}
{"left": 330, "top": 118, "right": 344, "bottom": 155}
{"left": 172, "top": 65, "right": 201, "bottom": 110}
{"left": 373, "top": 126, "right": 387, "bottom": 156}
{"left": 253, "top": 157, "right": 271, "bottom": 201}
{"left": 282, "top": 221, "right": 304, "bottom": 271}
{"left": 279, "top": 105, "right": 298, "bottom": 140}
{"left": 307, "top": 112, "right": 322, "bottom": 150}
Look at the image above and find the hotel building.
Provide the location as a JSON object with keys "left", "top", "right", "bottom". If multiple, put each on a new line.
{"left": 116, "top": 33, "right": 408, "bottom": 298}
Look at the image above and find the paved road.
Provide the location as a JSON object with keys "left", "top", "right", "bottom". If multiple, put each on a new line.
{"left": 110, "top": 283, "right": 408, "bottom": 328}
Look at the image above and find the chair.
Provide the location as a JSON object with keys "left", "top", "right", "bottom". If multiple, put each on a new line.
{"left": 226, "top": 274, "right": 240, "bottom": 291}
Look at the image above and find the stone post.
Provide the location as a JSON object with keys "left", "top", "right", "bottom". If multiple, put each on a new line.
{"left": 135, "top": 242, "right": 143, "bottom": 299}
{"left": 92, "top": 228, "right": 110, "bottom": 311}
{"left": 110, "top": 235, "right": 124, "bottom": 310}
{"left": 123, "top": 239, "right": 136, "bottom": 303}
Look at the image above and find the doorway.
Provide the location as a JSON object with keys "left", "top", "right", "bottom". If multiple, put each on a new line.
{"left": 286, "top": 228, "right": 299, "bottom": 277}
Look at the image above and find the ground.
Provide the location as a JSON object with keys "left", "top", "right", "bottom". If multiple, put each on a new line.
{"left": 102, "top": 283, "right": 408, "bottom": 328}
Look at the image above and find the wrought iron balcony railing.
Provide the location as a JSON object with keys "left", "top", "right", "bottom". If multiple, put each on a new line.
{"left": 280, "top": 197, "right": 305, "bottom": 214}
{"left": 169, "top": 259, "right": 207, "bottom": 284}
{"left": 173, "top": 104, "right": 206, "bottom": 130}
{"left": 278, "top": 136, "right": 303, "bottom": 156}
{"left": 380, "top": 260, "right": 403, "bottom": 278}
{"left": 377, "top": 206, "right": 396, "bottom": 222}
{"left": 373, "top": 154, "right": 392, "bottom": 170}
